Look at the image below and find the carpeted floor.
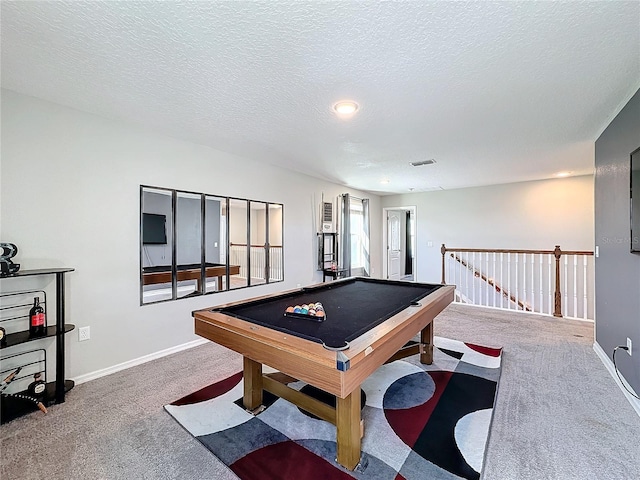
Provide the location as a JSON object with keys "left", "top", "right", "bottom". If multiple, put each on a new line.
{"left": 1, "top": 304, "right": 640, "bottom": 479}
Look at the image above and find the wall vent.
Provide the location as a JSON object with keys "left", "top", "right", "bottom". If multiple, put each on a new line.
{"left": 410, "top": 159, "right": 436, "bottom": 167}
{"left": 321, "top": 202, "right": 334, "bottom": 232}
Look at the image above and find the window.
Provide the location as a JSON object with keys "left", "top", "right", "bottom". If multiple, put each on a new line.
{"left": 340, "top": 194, "right": 370, "bottom": 276}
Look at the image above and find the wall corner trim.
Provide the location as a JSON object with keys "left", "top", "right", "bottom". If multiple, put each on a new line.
{"left": 593, "top": 341, "right": 640, "bottom": 417}
{"left": 72, "top": 338, "right": 209, "bottom": 386}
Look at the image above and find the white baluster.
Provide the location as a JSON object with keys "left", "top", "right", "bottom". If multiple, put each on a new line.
{"left": 507, "top": 252, "right": 511, "bottom": 310}
{"left": 548, "top": 254, "right": 552, "bottom": 315}
{"left": 500, "top": 252, "right": 504, "bottom": 308}
{"left": 572, "top": 255, "right": 578, "bottom": 318}
{"left": 563, "top": 255, "right": 568, "bottom": 317}
{"left": 522, "top": 253, "right": 526, "bottom": 311}
{"left": 583, "top": 255, "right": 588, "bottom": 319}
{"left": 515, "top": 253, "right": 519, "bottom": 310}
{"left": 539, "top": 254, "right": 543, "bottom": 314}
{"left": 531, "top": 253, "right": 535, "bottom": 312}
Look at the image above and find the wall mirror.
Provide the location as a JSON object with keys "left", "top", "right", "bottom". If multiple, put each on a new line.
{"left": 631, "top": 147, "right": 640, "bottom": 253}
{"left": 140, "top": 186, "right": 284, "bottom": 304}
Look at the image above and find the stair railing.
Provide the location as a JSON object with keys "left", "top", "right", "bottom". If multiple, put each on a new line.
{"left": 441, "top": 244, "right": 594, "bottom": 320}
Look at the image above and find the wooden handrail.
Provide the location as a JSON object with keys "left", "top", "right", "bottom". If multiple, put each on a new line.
{"left": 441, "top": 246, "right": 593, "bottom": 256}
{"left": 441, "top": 244, "right": 594, "bottom": 318}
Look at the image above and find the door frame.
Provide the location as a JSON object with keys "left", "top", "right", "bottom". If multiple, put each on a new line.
{"left": 382, "top": 206, "right": 417, "bottom": 281}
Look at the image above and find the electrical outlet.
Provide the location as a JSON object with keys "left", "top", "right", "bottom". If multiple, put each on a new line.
{"left": 627, "top": 337, "right": 633, "bottom": 356}
{"left": 79, "top": 326, "right": 90, "bottom": 342}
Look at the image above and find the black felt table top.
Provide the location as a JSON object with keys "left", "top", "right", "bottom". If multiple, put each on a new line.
{"left": 215, "top": 278, "right": 442, "bottom": 349}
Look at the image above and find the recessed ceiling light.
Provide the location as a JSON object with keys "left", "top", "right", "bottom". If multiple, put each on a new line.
{"left": 380, "top": 179, "right": 390, "bottom": 184}
{"left": 555, "top": 171, "right": 572, "bottom": 177}
{"left": 408, "top": 188, "right": 415, "bottom": 191}
{"left": 333, "top": 101, "right": 359, "bottom": 116}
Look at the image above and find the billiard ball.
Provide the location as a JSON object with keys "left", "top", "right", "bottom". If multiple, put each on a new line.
{"left": 316, "top": 310, "right": 325, "bottom": 318}
{"left": 308, "top": 309, "right": 316, "bottom": 315}
{"left": 286, "top": 306, "right": 294, "bottom": 313}
{"left": 301, "top": 308, "right": 308, "bottom": 314}
{"left": 293, "top": 307, "right": 302, "bottom": 313}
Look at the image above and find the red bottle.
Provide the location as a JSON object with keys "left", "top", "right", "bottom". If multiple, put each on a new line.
{"left": 29, "top": 297, "right": 46, "bottom": 337}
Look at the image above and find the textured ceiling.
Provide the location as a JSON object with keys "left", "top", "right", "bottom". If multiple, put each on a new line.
{"left": 1, "top": 1, "right": 639, "bottom": 194}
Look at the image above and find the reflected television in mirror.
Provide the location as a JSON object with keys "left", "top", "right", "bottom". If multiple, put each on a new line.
{"left": 631, "top": 146, "right": 640, "bottom": 253}
{"left": 142, "top": 213, "right": 167, "bottom": 245}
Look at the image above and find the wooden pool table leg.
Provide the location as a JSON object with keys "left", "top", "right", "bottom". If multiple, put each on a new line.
{"left": 336, "top": 388, "right": 361, "bottom": 471}
{"left": 420, "top": 322, "right": 434, "bottom": 364}
{"left": 243, "top": 357, "right": 263, "bottom": 410}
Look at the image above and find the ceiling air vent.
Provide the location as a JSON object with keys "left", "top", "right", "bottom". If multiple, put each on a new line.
{"left": 410, "top": 159, "right": 436, "bottom": 167}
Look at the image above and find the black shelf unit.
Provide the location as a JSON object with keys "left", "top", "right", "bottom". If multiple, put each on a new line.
{"left": 0, "top": 268, "right": 75, "bottom": 423}
{"left": 317, "top": 233, "right": 348, "bottom": 282}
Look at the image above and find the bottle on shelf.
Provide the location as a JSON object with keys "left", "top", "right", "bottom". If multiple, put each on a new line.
{"left": 27, "top": 372, "right": 47, "bottom": 399}
{"left": 28, "top": 297, "right": 46, "bottom": 337}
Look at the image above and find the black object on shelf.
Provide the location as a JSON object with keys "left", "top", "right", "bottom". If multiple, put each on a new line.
{"left": 0, "top": 268, "right": 75, "bottom": 421}
{"left": 0, "top": 242, "right": 20, "bottom": 276}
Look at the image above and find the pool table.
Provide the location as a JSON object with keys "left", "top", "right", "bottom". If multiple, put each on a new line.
{"left": 143, "top": 263, "right": 240, "bottom": 290}
{"left": 193, "top": 277, "right": 454, "bottom": 471}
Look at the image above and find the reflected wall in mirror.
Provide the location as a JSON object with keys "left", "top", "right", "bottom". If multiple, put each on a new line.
{"left": 631, "top": 147, "right": 640, "bottom": 253}
{"left": 250, "top": 202, "right": 267, "bottom": 286}
{"left": 176, "top": 191, "right": 203, "bottom": 299}
{"left": 141, "top": 187, "right": 173, "bottom": 304}
{"left": 140, "top": 186, "right": 283, "bottom": 304}
{"left": 229, "top": 199, "right": 249, "bottom": 290}
{"left": 268, "top": 204, "right": 284, "bottom": 281}
{"left": 205, "top": 196, "right": 228, "bottom": 293}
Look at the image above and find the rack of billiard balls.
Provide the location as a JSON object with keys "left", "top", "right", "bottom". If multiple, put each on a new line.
{"left": 284, "top": 302, "right": 325, "bottom": 321}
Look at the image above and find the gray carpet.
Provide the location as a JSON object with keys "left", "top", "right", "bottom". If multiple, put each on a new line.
{"left": 1, "top": 304, "right": 639, "bottom": 479}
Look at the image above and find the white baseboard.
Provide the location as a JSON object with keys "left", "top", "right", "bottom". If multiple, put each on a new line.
{"left": 593, "top": 341, "right": 640, "bottom": 417}
{"left": 72, "top": 338, "right": 209, "bottom": 385}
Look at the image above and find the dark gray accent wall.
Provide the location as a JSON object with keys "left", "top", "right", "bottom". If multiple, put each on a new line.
{"left": 595, "top": 88, "right": 640, "bottom": 392}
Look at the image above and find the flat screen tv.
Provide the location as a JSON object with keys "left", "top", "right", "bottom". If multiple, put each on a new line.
{"left": 142, "top": 213, "right": 167, "bottom": 245}
{"left": 631, "top": 147, "right": 640, "bottom": 253}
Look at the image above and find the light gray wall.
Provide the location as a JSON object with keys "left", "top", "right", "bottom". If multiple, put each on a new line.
{"left": 0, "top": 90, "right": 382, "bottom": 379}
{"left": 594, "top": 88, "right": 640, "bottom": 392}
{"left": 382, "top": 175, "right": 594, "bottom": 283}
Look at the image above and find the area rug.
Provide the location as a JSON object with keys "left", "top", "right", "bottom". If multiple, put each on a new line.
{"left": 165, "top": 337, "right": 502, "bottom": 480}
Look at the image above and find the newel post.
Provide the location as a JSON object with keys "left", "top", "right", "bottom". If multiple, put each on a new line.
{"left": 441, "top": 244, "right": 447, "bottom": 284}
{"left": 553, "top": 245, "right": 563, "bottom": 317}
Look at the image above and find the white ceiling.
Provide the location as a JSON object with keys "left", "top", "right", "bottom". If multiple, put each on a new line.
{"left": 2, "top": 1, "right": 639, "bottom": 195}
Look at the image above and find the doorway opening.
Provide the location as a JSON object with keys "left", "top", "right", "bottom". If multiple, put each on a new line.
{"left": 383, "top": 206, "right": 416, "bottom": 281}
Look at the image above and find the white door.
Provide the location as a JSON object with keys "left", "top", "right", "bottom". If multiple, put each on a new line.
{"left": 387, "top": 211, "right": 402, "bottom": 280}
